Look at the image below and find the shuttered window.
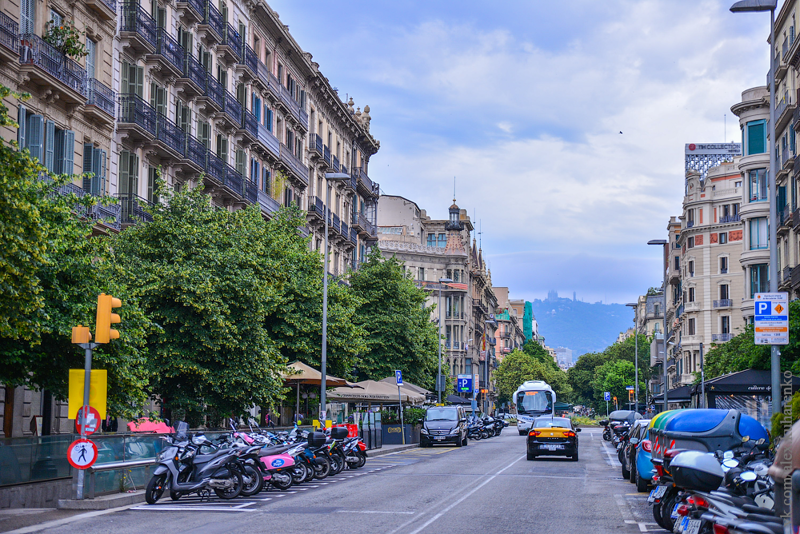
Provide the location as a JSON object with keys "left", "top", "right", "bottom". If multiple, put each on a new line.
{"left": 17, "top": 106, "right": 26, "bottom": 148}
{"left": 150, "top": 83, "right": 166, "bottom": 116}
{"left": 86, "top": 38, "right": 96, "bottom": 79}
{"left": 198, "top": 120, "right": 210, "bottom": 148}
{"left": 261, "top": 167, "right": 270, "bottom": 194}
{"left": 121, "top": 62, "right": 144, "bottom": 96}
{"left": 27, "top": 114, "right": 43, "bottom": 162}
{"left": 118, "top": 150, "right": 139, "bottom": 197}
{"left": 83, "top": 143, "right": 107, "bottom": 195}
{"left": 44, "top": 120, "right": 55, "bottom": 172}
{"left": 147, "top": 166, "right": 158, "bottom": 203}
{"left": 235, "top": 149, "right": 246, "bottom": 176}
{"left": 54, "top": 129, "right": 75, "bottom": 175}
{"left": 20, "top": 0, "right": 34, "bottom": 34}
{"left": 216, "top": 135, "right": 228, "bottom": 163}
{"left": 265, "top": 107, "right": 272, "bottom": 131}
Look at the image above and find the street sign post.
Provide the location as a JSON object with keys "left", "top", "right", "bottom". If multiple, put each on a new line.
{"left": 604, "top": 391, "right": 610, "bottom": 416}
{"left": 395, "top": 370, "right": 403, "bottom": 386}
{"left": 395, "top": 370, "right": 405, "bottom": 445}
{"left": 75, "top": 406, "right": 100, "bottom": 435}
{"left": 754, "top": 292, "right": 789, "bottom": 345}
{"left": 625, "top": 385, "right": 634, "bottom": 391}
{"left": 67, "top": 439, "right": 98, "bottom": 470}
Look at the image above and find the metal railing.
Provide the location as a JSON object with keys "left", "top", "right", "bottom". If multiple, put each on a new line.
{"left": 180, "top": 0, "right": 203, "bottom": 19}
{"left": 257, "top": 122, "right": 280, "bottom": 157}
{"left": 350, "top": 228, "right": 358, "bottom": 244}
{"left": 719, "top": 214, "right": 740, "bottom": 223}
{"left": 0, "top": 11, "right": 18, "bottom": 54}
{"left": 256, "top": 61, "right": 271, "bottom": 90}
{"left": 222, "top": 90, "right": 242, "bottom": 124}
{"left": 182, "top": 51, "right": 206, "bottom": 89}
{"left": 118, "top": 194, "right": 154, "bottom": 224}
{"left": 202, "top": 0, "right": 224, "bottom": 40}
{"left": 221, "top": 23, "right": 240, "bottom": 61}
{"left": 310, "top": 134, "right": 323, "bottom": 157}
{"left": 686, "top": 221, "right": 694, "bottom": 228}
{"left": 120, "top": 3, "right": 157, "bottom": 48}
{"left": 299, "top": 108, "right": 308, "bottom": 130}
{"left": 359, "top": 213, "right": 376, "bottom": 236}
{"left": 156, "top": 113, "right": 185, "bottom": 156}
{"left": 205, "top": 151, "right": 225, "bottom": 184}
{"left": 341, "top": 220, "right": 349, "bottom": 238}
{"left": 332, "top": 213, "right": 341, "bottom": 233}
{"left": 258, "top": 190, "right": 280, "bottom": 215}
{"left": 354, "top": 166, "right": 374, "bottom": 194}
{"left": 223, "top": 164, "right": 243, "bottom": 198}
{"left": 712, "top": 333, "right": 733, "bottom": 342}
{"left": 309, "top": 196, "right": 325, "bottom": 217}
{"left": 332, "top": 155, "right": 340, "bottom": 172}
{"left": 242, "top": 43, "right": 257, "bottom": 74}
{"left": 184, "top": 133, "right": 206, "bottom": 169}
{"left": 323, "top": 145, "right": 331, "bottom": 166}
{"left": 279, "top": 143, "right": 308, "bottom": 184}
{"left": 19, "top": 33, "right": 87, "bottom": 96}
{"left": 244, "top": 178, "right": 258, "bottom": 204}
{"left": 241, "top": 109, "right": 257, "bottom": 137}
{"left": 155, "top": 28, "right": 184, "bottom": 73}
{"left": 204, "top": 75, "right": 224, "bottom": 109}
{"left": 87, "top": 78, "right": 115, "bottom": 116}
{"left": 117, "top": 93, "right": 156, "bottom": 134}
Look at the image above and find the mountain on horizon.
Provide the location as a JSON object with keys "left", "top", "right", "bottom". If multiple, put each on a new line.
{"left": 531, "top": 295, "right": 632, "bottom": 357}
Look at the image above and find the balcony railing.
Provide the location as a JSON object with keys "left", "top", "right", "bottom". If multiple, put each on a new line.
{"left": 309, "top": 196, "right": 325, "bottom": 218}
{"left": 223, "top": 164, "right": 243, "bottom": 198}
{"left": 309, "top": 134, "right": 323, "bottom": 157}
{"left": 354, "top": 166, "right": 376, "bottom": 195}
{"left": 117, "top": 93, "right": 156, "bottom": 134}
{"left": 784, "top": 266, "right": 793, "bottom": 285}
{"left": 783, "top": 147, "right": 795, "bottom": 167}
{"left": 241, "top": 108, "right": 258, "bottom": 137}
{"left": 341, "top": 220, "right": 349, "bottom": 238}
{"left": 155, "top": 28, "right": 184, "bottom": 73}
{"left": 202, "top": 0, "right": 224, "bottom": 40}
{"left": 183, "top": 133, "right": 206, "bottom": 169}
{"left": 350, "top": 227, "right": 358, "bottom": 244}
{"left": 244, "top": 178, "right": 258, "bottom": 204}
{"left": 358, "top": 213, "right": 376, "bottom": 236}
{"left": 719, "top": 214, "right": 740, "bottom": 223}
{"left": 686, "top": 221, "right": 694, "bottom": 228}
{"left": 118, "top": 194, "right": 153, "bottom": 224}
{"left": 323, "top": 145, "right": 331, "bottom": 166}
{"left": 256, "top": 61, "right": 271, "bottom": 90}
{"left": 713, "top": 299, "right": 732, "bottom": 308}
{"left": 332, "top": 155, "right": 340, "bottom": 172}
{"left": 332, "top": 213, "right": 341, "bottom": 233}
{"left": 257, "top": 123, "right": 279, "bottom": 157}
{"left": 19, "top": 33, "right": 87, "bottom": 97}
{"left": 0, "top": 11, "right": 18, "bottom": 54}
{"left": 120, "top": 3, "right": 157, "bottom": 48}
{"left": 182, "top": 51, "right": 206, "bottom": 89}
{"left": 299, "top": 108, "right": 308, "bottom": 130}
{"left": 180, "top": 0, "right": 203, "bottom": 19}
{"left": 279, "top": 143, "right": 308, "bottom": 184}
{"left": 222, "top": 90, "right": 242, "bottom": 124}
{"left": 712, "top": 333, "right": 733, "bottom": 343}
{"left": 241, "top": 44, "right": 258, "bottom": 75}
{"left": 221, "top": 23, "right": 241, "bottom": 61}
{"left": 258, "top": 190, "right": 280, "bottom": 216}
{"left": 205, "top": 151, "right": 225, "bottom": 184}
{"left": 156, "top": 113, "right": 185, "bottom": 156}
{"left": 278, "top": 82, "right": 299, "bottom": 116}
{"left": 86, "top": 78, "right": 115, "bottom": 116}
{"left": 204, "top": 75, "right": 224, "bottom": 109}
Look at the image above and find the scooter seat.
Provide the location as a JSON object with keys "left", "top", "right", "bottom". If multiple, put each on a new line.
{"left": 193, "top": 449, "right": 231, "bottom": 464}
{"left": 259, "top": 445, "right": 290, "bottom": 457}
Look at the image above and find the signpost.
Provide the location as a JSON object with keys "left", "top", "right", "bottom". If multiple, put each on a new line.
{"left": 457, "top": 374, "right": 473, "bottom": 393}
{"left": 395, "top": 370, "right": 405, "bottom": 445}
{"left": 754, "top": 292, "right": 789, "bottom": 345}
{"left": 67, "top": 439, "right": 98, "bottom": 470}
{"left": 604, "top": 391, "right": 610, "bottom": 416}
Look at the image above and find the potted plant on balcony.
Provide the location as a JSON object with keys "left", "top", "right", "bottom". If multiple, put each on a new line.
{"left": 44, "top": 20, "right": 88, "bottom": 60}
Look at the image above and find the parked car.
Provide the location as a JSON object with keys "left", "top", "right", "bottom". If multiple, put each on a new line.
{"left": 620, "top": 419, "right": 650, "bottom": 487}
{"left": 420, "top": 406, "right": 468, "bottom": 447}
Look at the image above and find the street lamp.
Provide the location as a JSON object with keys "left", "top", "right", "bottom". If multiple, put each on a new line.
{"left": 729, "top": 0, "right": 781, "bottom": 419}
{"left": 437, "top": 277, "right": 453, "bottom": 404}
{"left": 319, "top": 172, "right": 350, "bottom": 427}
{"left": 648, "top": 239, "right": 669, "bottom": 411}
{"left": 625, "top": 302, "right": 639, "bottom": 412}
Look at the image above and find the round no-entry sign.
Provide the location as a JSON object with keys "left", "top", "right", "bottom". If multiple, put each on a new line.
{"left": 75, "top": 406, "right": 100, "bottom": 435}
{"left": 67, "top": 439, "right": 98, "bottom": 470}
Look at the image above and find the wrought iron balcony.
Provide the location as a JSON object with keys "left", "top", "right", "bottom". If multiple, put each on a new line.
{"left": 354, "top": 166, "right": 377, "bottom": 197}
{"left": 308, "top": 196, "right": 325, "bottom": 219}
{"left": 256, "top": 122, "right": 280, "bottom": 158}
{"left": 205, "top": 151, "right": 225, "bottom": 185}
{"left": 151, "top": 28, "right": 184, "bottom": 77}
{"left": 350, "top": 227, "right": 358, "bottom": 244}
{"left": 155, "top": 113, "right": 185, "bottom": 158}
{"left": 219, "top": 23, "right": 241, "bottom": 63}
{"left": 86, "top": 78, "right": 115, "bottom": 118}
{"left": 358, "top": 213, "right": 376, "bottom": 237}
{"left": 199, "top": 0, "right": 224, "bottom": 43}
{"left": 719, "top": 214, "right": 740, "bottom": 223}
{"left": 686, "top": 221, "right": 694, "bottom": 228}
{"left": 783, "top": 266, "right": 793, "bottom": 286}
{"left": 332, "top": 155, "right": 340, "bottom": 172}
{"left": 712, "top": 333, "right": 733, "bottom": 343}
{"left": 309, "top": 134, "right": 323, "bottom": 159}
{"left": 200, "top": 75, "right": 224, "bottom": 112}
{"left": 19, "top": 33, "right": 87, "bottom": 102}
{"left": 244, "top": 178, "right": 258, "bottom": 204}
{"left": 323, "top": 145, "right": 331, "bottom": 166}
{"left": 238, "top": 44, "right": 258, "bottom": 81}
{"left": 219, "top": 90, "right": 242, "bottom": 127}
{"left": 176, "top": 0, "right": 203, "bottom": 23}
{"left": 177, "top": 51, "right": 206, "bottom": 97}
{"left": 299, "top": 108, "right": 308, "bottom": 131}
{"left": 240, "top": 109, "right": 258, "bottom": 143}
{"left": 279, "top": 143, "right": 308, "bottom": 185}
{"left": 222, "top": 165, "right": 243, "bottom": 199}
{"left": 117, "top": 93, "right": 156, "bottom": 139}
{"left": 277, "top": 82, "right": 299, "bottom": 118}
{"left": 332, "top": 213, "right": 341, "bottom": 234}
{"left": 181, "top": 133, "right": 207, "bottom": 172}
{"left": 258, "top": 190, "right": 281, "bottom": 217}
{"left": 253, "top": 60, "right": 271, "bottom": 93}
{"left": 120, "top": 3, "right": 157, "bottom": 53}
{"left": 0, "top": 11, "right": 18, "bottom": 59}
{"left": 341, "top": 220, "right": 349, "bottom": 239}
{"left": 118, "top": 194, "right": 154, "bottom": 225}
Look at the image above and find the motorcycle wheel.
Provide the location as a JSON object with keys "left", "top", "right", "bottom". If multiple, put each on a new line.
{"left": 603, "top": 431, "right": 611, "bottom": 442}
{"left": 240, "top": 464, "right": 264, "bottom": 497}
{"left": 270, "top": 472, "right": 293, "bottom": 491}
{"left": 313, "top": 456, "right": 331, "bottom": 480}
{"left": 332, "top": 451, "right": 345, "bottom": 474}
{"left": 214, "top": 466, "right": 244, "bottom": 500}
{"left": 170, "top": 491, "right": 181, "bottom": 501}
{"left": 303, "top": 461, "right": 316, "bottom": 483}
{"left": 356, "top": 450, "right": 367, "bottom": 468}
{"left": 653, "top": 489, "right": 677, "bottom": 530}
{"left": 145, "top": 473, "right": 167, "bottom": 505}
{"left": 291, "top": 462, "right": 308, "bottom": 484}
{"left": 480, "top": 430, "right": 489, "bottom": 439}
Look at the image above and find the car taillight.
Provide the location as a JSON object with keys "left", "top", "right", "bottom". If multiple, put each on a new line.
{"left": 529, "top": 430, "right": 540, "bottom": 437}
{"left": 664, "top": 448, "right": 683, "bottom": 459}
{"left": 565, "top": 431, "right": 575, "bottom": 438}
{"left": 677, "top": 505, "right": 689, "bottom": 516}
{"left": 687, "top": 496, "right": 710, "bottom": 509}
{"left": 642, "top": 440, "right": 651, "bottom": 452}
{"left": 712, "top": 525, "right": 729, "bottom": 534}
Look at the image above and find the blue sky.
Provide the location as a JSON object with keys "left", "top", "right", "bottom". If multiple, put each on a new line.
{"left": 272, "top": 0, "right": 771, "bottom": 304}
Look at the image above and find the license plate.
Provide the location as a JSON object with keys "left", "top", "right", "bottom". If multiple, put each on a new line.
{"left": 670, "top": 503, "right": 681, "bottom": 519}
{"left": 544, "top": 444, "right": 562, "bottom": 451}
{"left": 684, "top": 519, "right": 701, "bottom": 534}
{"left": 435, "top": 437, "right": 444, "bottom": 441}
{"left": 648, "top": 485, "right": 667, "bottom": 503}
{"left": 678, "top": 516, "right": 689, "bottom": 533}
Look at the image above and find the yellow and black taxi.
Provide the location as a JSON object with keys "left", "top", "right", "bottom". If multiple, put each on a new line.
{"left": 526, "top": 416, "right": 580, "bottom": 461}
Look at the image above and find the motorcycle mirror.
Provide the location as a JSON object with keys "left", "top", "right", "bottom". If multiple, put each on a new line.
{"left": 739, "top": 471, "right": 757, "bottom": 482}
{"left": 723, "top": 450, "right": 735, "bottom": 460}
{"left": 722, "top": 459, "right": 739, "bottom": 469}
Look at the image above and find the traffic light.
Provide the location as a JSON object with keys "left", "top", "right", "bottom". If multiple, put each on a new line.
{"left": 71, "top": 325, "right": 92, "bottom": 344}
{"left": 95, "top": 293, "right": 122, "bottom": 343}
{"left": 613, "top": 396, "right": 617, "bottom": 402}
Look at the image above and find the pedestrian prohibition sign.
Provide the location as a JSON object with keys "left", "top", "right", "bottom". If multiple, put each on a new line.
{"left": 67, "top": 439, "right": 98, "bottom": 470}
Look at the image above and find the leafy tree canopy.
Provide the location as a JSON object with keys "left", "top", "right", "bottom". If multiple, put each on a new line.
{"left": 494, "top": 348, "right": 571, "bottom": 404}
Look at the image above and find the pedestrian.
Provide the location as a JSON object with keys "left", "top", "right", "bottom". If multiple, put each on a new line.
{"left": 266, "top": 411, "right": 275, "bottom": 429}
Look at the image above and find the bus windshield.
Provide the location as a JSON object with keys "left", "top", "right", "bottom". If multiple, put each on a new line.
{"left": 516, "top": 391, "right": 553, "bottom": 415}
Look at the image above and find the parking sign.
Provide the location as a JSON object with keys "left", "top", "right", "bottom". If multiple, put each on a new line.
{"left": 457, "top": 374, "right": 473, "bottom": 393}
{"left": 603, "top": 391, "right": 611, "bottom": 401}
{"left": 395, "top": 370, "right": 403, "bottom": 386}
{"left": 754, "top": 293, "right": 789, "bottom": 345}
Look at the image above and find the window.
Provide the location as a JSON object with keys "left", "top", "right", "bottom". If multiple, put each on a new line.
{"left": 438, "top": 233, "right": 446, "bottom": 248}
{"left": 176, "top": 100, "right": 191, "bottom": 133}
{"left": 688, "top": 260, "right": 694, "bottom": 277}
{"left": 86, "top": 38, "right": 96, "bottom": 79}
{"left": 118, "top": 149, "right": 139, "bottom": 197}
{"left": 721, "top": 316, "right": 730, "bottom": 335}
{"left": 688, "top": 287, "right": 695, "bottom": 302}
{"left": 20, "top": 0, "right": 34, "bottom": 34}
{"left": 749, "top": 217, "right": 768, "bottom": 250}
{"left": 454, "top": 270, "right": 460, "bottom": 283}
{"left": 427, "top": 233, "right": 436, "bottom": 247}
{"left": 121, "top": 62, "right": 144, "bottom": 96}
{"left": 197, "top": 120, "right": 210, "bottom": 148}
{"left": 654, "top": 303, "right": 660, "bottom": 316}
{"left": 674, "top": 256, "right": 680, "bottom": 270}
{"left": 418, "top": 267, "right": 425, "bottom": 281}
{"left": 216, "top": 134, "right": 228, "bottom": 163}
{"left": 235, "top": 148, "right": 246, "bottom": 176}
{"left": 720, "top": 256, "right": 728, "bottom": 274}
{"left": 749, "top": 169, "right": 767, "bottom": 202}
{"left": 719, "top": 232, "right": 728, "bottom": 244}
{"left": 720, "top": 284, "right": 729, "bottom": 300}
{"left": 82, "top": 143, "right": 106, "bottom": 195}
{"left": 750, "top": 264, "right": 769, "bottom": 297}
{"left": 688, "top": 318, "right": 696, "bottom": 336}
{"left": 50, "top": 9, "right": 62, "bottom": 27}
{"left": 465, "top": 358, "right": 472, "bottom": 375}
{"left": 687, "top": 209, "right": 695, "bottom": 226}
{"left": 149, "top": 83, "right": 166, "bottom": 116}
{"left": 688, "top": 236, "right": 695, "bottom": 248}
{"left": 147, "top": 166, "right": 158, "bottom": 204}
{"left": 745, "top": 120, "right": 767, "bottom": 155}
{"left": 261, "top": 167, "right": 270, "bottom": 194}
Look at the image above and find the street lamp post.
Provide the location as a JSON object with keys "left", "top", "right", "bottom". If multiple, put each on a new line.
{"left": 648, "top": 239, "right": 669, "bottom": 412}
{"left": 437, "top": 277, "right": 453, "bottom": 404}
{"left": 626, "top": 302, "right": 639, "bottom": 412}
{"left": 320, "top": 172, "right": 350, "bottom": 427}
{"left": 730, "top": 0, "right": 781, "bottom": 418}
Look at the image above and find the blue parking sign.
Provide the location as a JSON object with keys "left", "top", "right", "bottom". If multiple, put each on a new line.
{"left": 604, "top": 391, "right": 611, "bottom": 401}
{"left": 457, "top": 374, "right": 472, "bottom": 393}
{"left": 395, "top": 370, "right": 403, "bottom": 385}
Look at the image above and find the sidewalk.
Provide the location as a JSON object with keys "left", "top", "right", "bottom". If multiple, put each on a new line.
{"left": 368, "top": 443, "right": 418, "bottom": 457}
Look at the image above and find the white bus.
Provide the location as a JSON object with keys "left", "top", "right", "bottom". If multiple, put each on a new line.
{"left": 513, "top": 380, "right": 556, "bottom": 435}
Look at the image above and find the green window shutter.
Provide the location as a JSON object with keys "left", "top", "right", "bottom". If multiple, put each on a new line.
{"left": 90, "top": 148, "right": 103, "bottom": 195}
{"left": 147, "top": 166, "right": 157, "bottom": 202}
{"left": 131, "top": 152, "right": 140, "bottom": 195}
{"left": 133, "top": 66, "right": 144, "bottom": 97}
{"left": 99, "top": 150, "right": 106, "bottom": 195}
{"left": 235, "top": 149, "right": 245, "bottom": 175}
{"left": 17, "top": 106, "right": 26, "bottom": 148}
{"left": 44, "top": 120, "right": 55, "bottom": 171}
{"left": 62, "top": 130, "right": 75, "bottom": 176}
{"left": 119, "top": 150, "right": 130, "bottom": 196}
{"left": 83, "top": 143, "right": 94, "bottom": 191}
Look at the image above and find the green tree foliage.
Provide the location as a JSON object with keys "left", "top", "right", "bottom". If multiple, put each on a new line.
{"left": 494, "top": 348, "right": 571, "bottom": 404}
{"left": 348, "top": 248, "right": 439, "bottom": 389}
{"left": 0, "top": 87, "right": 153, "bottom": 418}
{"left": 591, "top": 360, "right": 646, "bottom": 408}
{"left": 111, "top": 185, "right": 290, "bottom": 418}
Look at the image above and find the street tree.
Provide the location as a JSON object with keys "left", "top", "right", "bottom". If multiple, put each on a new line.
{"left": 348, "top": 248, "right": 439, "bottom": 389}
{"left": 494, "top": 349, "right": 571, "bottom": 404}
{"left": 591, "top": 360, "right": 645, "bottom": 408}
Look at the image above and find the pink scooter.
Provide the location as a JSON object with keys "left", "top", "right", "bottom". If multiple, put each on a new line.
{"left": 258, "top": 445, "right": 295, "bottom": 490}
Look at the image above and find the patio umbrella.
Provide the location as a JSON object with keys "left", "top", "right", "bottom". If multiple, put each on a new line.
{"left": 281, "top": 361, "right": 360, "bottom": 419}
{"left": 379, "top": 377, "right": 432, "bottom": 396}
{"left": 127, "top": 418, "right": 174, "bottom": 433}
{"left": 328, "top": 380, "right": 425, "bottom": 405}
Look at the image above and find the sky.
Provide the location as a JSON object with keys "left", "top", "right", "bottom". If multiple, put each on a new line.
{"left": 272, "top": 0, "right": 772, "bottom": 305}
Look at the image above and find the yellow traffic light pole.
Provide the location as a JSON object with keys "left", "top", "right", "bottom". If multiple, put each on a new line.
{"left": 70, "top": 293, "right": 121, "bottom": 500}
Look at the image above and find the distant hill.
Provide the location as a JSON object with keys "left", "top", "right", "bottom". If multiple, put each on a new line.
{"left": 531, "top": 297, "right": 632, "bottom": 358}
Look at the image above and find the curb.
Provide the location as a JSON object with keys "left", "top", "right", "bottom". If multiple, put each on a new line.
{"left": 367, "top": 444, "right": 419, "bottom": 457}
{"left": 57, "top": 490, "right": 145, "bottom": 510}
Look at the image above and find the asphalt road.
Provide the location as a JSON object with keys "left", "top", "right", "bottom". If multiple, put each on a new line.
{"left": 13, "top": 428, "right": 666, "bottom": 534}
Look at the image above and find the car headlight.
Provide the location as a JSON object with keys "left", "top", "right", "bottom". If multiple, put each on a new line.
{"left": 420, "top": 428, "right": 428, "bottom": 434}
{"left": 448, "top": 429, "right": 458, "bottom": 435}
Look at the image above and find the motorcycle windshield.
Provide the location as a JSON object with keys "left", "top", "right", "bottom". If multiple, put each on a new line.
{"left": 175, "top": 421, "right": 190, "bottom": 440}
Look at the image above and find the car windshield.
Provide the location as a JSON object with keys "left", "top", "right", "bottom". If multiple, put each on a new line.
{"left": 515, "top": 390, "right": 553, "bottom": 415}
{"left": 425, "top": 408, "right": 458, "bottom": 421}
{"left": 533, "top": 417, "right": 571, "bottom": 429}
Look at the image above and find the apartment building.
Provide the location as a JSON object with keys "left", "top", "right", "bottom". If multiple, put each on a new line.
{"left": 509, "top": 298, "right": 539, "bottom": 343}
{"left": 635, "top": 291, "right": 664, "bottom": 338}
{"left": 0, "top": 0, "right": 379, "bottom": 437}
{"left": 673, "top": 164, "right": 746, "bottom": 388}
{"left": 492, "top": 287, "right": 526, "bottom": 361}
{"left": 377, "top": 195, "right": 499, "bottom": 405}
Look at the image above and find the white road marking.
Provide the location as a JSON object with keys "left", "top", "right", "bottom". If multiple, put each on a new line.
{"left": 131, "top": 506, "right": 256, "bottom": 512}
{"left": 335, "top": 510, "right": 415, "bottom": 515}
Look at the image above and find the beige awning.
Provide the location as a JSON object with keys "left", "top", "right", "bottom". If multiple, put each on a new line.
{"left": 379, "top": 377, "right": 431, "bottom": 397}
{"left": 281, "top": 361, "right": 357, "bottom": 388}
{"left": 327, "top": 380, "right": 425, "bottom": 404}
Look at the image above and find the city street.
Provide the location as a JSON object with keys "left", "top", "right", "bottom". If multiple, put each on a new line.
{"left": 10, "top": 428, "right": 663, "bottom": 534}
